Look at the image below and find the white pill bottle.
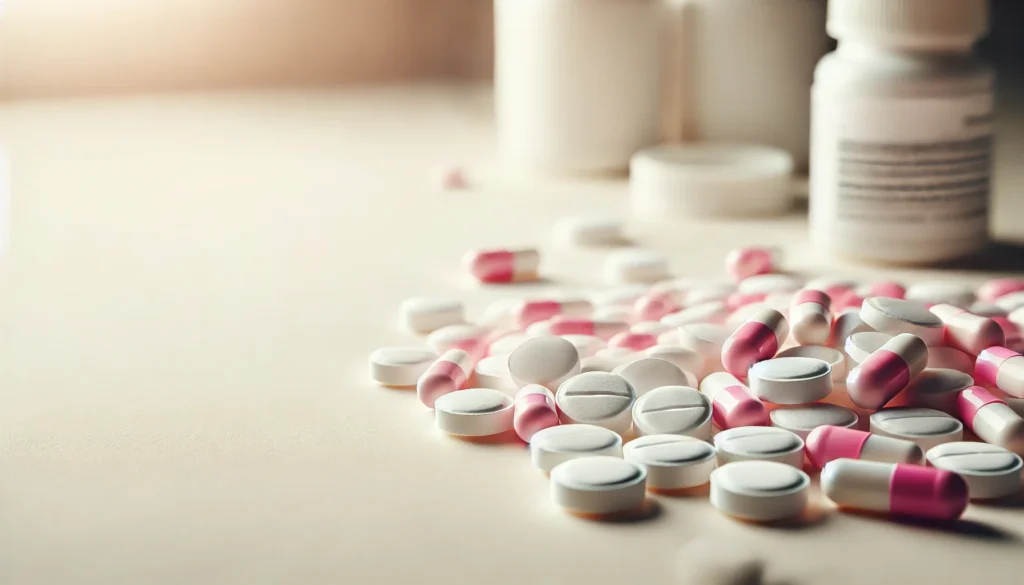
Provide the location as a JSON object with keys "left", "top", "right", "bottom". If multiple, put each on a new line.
{"left": 494, "top": 0, "right": 662, "bottom": 174}
{"left": 810, "top": 0, "right": 994, "bottom": 264}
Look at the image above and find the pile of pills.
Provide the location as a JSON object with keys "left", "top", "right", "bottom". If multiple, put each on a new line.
{"left": 370, "top": 233, "right": 1024, "bottom": 522}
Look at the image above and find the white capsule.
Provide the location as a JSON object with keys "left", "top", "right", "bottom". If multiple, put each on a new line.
{"left": 844, "top": 331, "right": 892, "bottom": 365}
{"left": 776, "top": 345, "right": 846, "bottom": 381}
{"left": 643, "top": 345, "right": 704, "bottom": 379}
{"left": 926, "top": 442, "right": 1024, "bottom": 500}
{"left": 870, "top": 407, "right": 964, "bottom": 452}
{"left": 631, "top": 386, "right": 712, "bottom": 439}
{"left": 400, "top": 297, "right": 465, "bottom": 334}
{"left": 710, "top": 461, "right": 810, "bottom": 522}
{"left": 530, "top": 424, "right": 623, "bottom": 472}
{"left": 551, "top": 456, "right": 647, "bottom": 516}
{"left": 614, "top": 357, "right": 697, "bottom": 396}
{"left": 747, "top": 357, "right": 833, "bottom": 405}
{"left": 589, "top": 285, "right": 649, "bottom": 308}
{"left": 769, "top": 403, "right": 858, "bottom": 439}
{"left": 555, "top": 372, "right": 636, "bottom": 434}
{"left": 434, "top": 388, "right": 514, "bottom": 436}
{"left": 623, "top": 435, "right": 716, "bottom": 491}
{"left": 929, "top": 303, "right": 1005, "bottom": 356}
{"left": 905, "top": 281, "right": 977, "bottom": 308}
{"left": 369, "top": 347, "right": 438, "bottom": 387}
{"left": 605, "top": 249, "right": 669, "bottom": 284}
{"left": 507, "top": 336, "right": 581, "bottom": 390}
{"left": 789, "top": 289, "right": 833, "bottom": 346}
{"left": 713, "top": 426, "right": 805, "bottom": 468}
{"left": 860, "top": 297, "right": 944, "bottom": 346}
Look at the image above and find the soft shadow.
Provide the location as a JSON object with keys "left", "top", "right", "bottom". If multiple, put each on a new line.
{"left": 934, "top": 240, "right": 1024, "bottom": 272}
{"left": 752, "top": 502, "right": 831, "bottom": 531}
{"left": 650, "top": 483, "right": 711, "bottom": 498}
{"left": 378, "top": 383, "right": 416, "bottom": 392}
{"left": 478, "top": 276, "right": 558, "bottom": 288}
{"left": 972, "top": 491, "right": 1024, "bottom": 509}
{"left": 568, "top": 498, "right": 663, "bottom": 524}
{"left": 451, "top": 428, "right": 526, "bottom": 447}
{"left": 890, "top": 516, "right": 1019, "bottom": 542}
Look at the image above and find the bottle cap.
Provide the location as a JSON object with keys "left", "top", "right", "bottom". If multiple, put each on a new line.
{"left": 828, "top": 0, "right": 988, "bottom": 49}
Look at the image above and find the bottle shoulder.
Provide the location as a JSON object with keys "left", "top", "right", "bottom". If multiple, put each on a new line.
{"left": 814, "top": 50, "right": 994, "bottom": 96}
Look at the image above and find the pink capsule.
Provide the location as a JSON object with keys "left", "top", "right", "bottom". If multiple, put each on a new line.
{"left": 633, "top": 291, "right": 680, "bottom": 322}
{"left": 464, "top": 248, "right": 540, "bottom": 284}
{"left": 976, "top": 347, "right": 1024, "bottom": 398}
{"left": 805, "top": 426, "right": 923, "bottom": 469}
{"left": 860, "top": 281, "right": 907, "bottom": 300}
{"left": 956, "top": 386, "right": 1024, "bottom": 453}
{"left": 790, "top": 289, "right": 833, "bottom": 346}
{"left": 822, "top": 459, "right": 968, "bottom": 521}
{"left": 529, "top": 316, "right": 629, "bottom": 340}
{"left": 929, "top": 303, "right": 1005, "bottom": 356}
{"left": 513, "top": 385, "right": 560, "bottom": 442}
{"left": 514, "top": 298, "right": 592, "bottom": 329}
{"left": 699, "top": 372, "right": 769, "bottom": 429}
{"left": 846, "top": 333, "right": 928, "bottom": 410}
{"left": 978, "top": 278, "right": 1024, "bottom": 303}
{"left": 608, "top": 331, "right": 658, "bottom": 352}
{"left": 721, "top": 308, "right": 789, "bottom": 377}
{"left": 417, "top": 349, "right": 475, "bottom": 407}
{"left": 725, "top": 247, "right": 776, "bottom": 283}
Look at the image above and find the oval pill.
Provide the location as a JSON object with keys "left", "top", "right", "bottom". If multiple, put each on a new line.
{"left": 737, "top": 274, "right": 802, "bottom": 296}
{"left": 530, "top": 424, "right": 623, "bottom": 472}
{"left": 956, "top": 386, "right": 1024, "bottom": 454}
{"left": 624, "top": 435, "right": 716, "bottom": 491}
{"left": 748, "top": 357, "right": 833, "bottom": 405}
{"left": 631, "top": 386, "right": 712, "bottom": 439}
{"left": 661, "top": 301, "right": 729, "bottom": 327}
{"left": 556, "top": 216, "right": 624, "bottom": 247}
{"left": 369, "top": 346, "right": 438, "bottom": 387}
{"left": 789, "top": 289, "right": 833, "bottom": 346}
{"left": 929, "top": 303, "right": 1004, "bottom": 356}
{"left": 555, "top": 372, "right": 636, "bottom": 434}
{"left": 678, "top": 323, "right": 732, "bottom": 376}
{"left": 464, "top": 247, "right": 540, "bottom": 283}
{"left": 700, "top": 372, "right": 770, "bottom": 429}
{"left": 805, "top": 426, "right": 923, "bottom": 469}
{"left": 614, "top": 357, "right": 697, "bottom": 396}
{"left": 714, "top": 426, "right": 805, "bottom": 468}
{"left": 710, "top": 461, "right": 810, "bottom": 522}
{"left": 821, "top": 459, "right": 968, "bottom": 521}
{"left": 975, "top": 346, "right": 1024, "bottom": 399}
{"left": 507, "top": 336, "right": 581, "bottom": 390}
{"left": 417, "top": 349, "right": 475, "bottom": 407}
{"left": 550, "top": 456, "right": 647, "bottom": 516}
{"left": 776, "top": 345, "right": 846, "bottom": 381}
{"left": 400, "top": 297, "right": 465, "bottom": 334}
{"left": 870, "top": 407, "right": 964, "bottom": 452}
{"left": 605, "top": 249, "right": 669, "bottom": 284}
{"left": 860, "top": 297, "right": 944, "bottom": 346}
{"left": 721, "top": 308, "right": 789, "bottom": 377}
{"left": 846, "top": 333, "right": 928, "bottom": 410}
{"left": 513, "top": 385, "right": 560, "bottom": 442}
{"left": 434, "top": 388, "right": 514, "bottom": 436}
{"left": 770, "top": 404, "right": 858, "bottom": 439}
{"left": 926, "top": 442, "right": 1024, "bottom": 500}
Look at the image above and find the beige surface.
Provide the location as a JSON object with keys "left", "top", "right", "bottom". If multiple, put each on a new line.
{"left": 2, "top": 86, "right": 1024, "bottom": 584}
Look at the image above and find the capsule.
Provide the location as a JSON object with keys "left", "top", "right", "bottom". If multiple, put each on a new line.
{"left": 805, "top": 426, "right": 923, "bottom": 469}
{"left": 513, "top": 385, "right": 560, "bottom": 442}
{"left": 633, "top": 291, "right": 680, "bottom": 322}
{"left": 832, "top": 290, "right": 865, "bottom": 312}
{"left": 725, "top": 292, "right": 767, "bottom": 310}
{"left": 956, "top": 386, "right": 1024, "bottom": 453}
{"left": 978, "top": 278, "right": 1024, "bottom": 303}
{"left": 790, "top": 289, "right": 833, "bottom": 346}
{"left": 859, "top": 281, "right": 906, "bottom": 300}
{"left": 846, "top": 333, "right": 928, "bottom": 410}
{"left": 929, "top": 304, "right": 1004, "bottom": 356}
{"left": 464, "top": 248, "right": 540, "bottom": 284}
{"left": 417, "top": 349, "right": 475, "bottom": 407}
{"left": 821, "top": 459, "right": 968, "bottom": 521}
{"left": 976, "top": 346, "right": 1024, "bottom": 398}
{"left": 721, "top": 308, "right": 789, "bottom": 377}
{"left": 699, "top": 372, "right": 769, "bottom": 429}
{"left": 608, "top": 331, "right": 658, "bottom": 352}
{"left": 724, "top": 247, "right": 775, "bottom": 283}
{"left": 513, "top": 298, "right": 592, "bottom": 329}
{"left": 528, "top": 317, "right": 629, "bottom": 340}
{"left": 660, "top": 301, "right": 729, "bottom": 327}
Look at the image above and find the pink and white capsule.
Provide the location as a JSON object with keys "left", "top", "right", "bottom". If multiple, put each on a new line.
{"left": 956, "top": 386, "right": 1024, "bottom": 454}
{"left": 975, "top": 347, "right": 1024, "bottom": 398}
{"left": 608, "top": 331, "right": 658, "bottom": 352}
{"left": 417, "top": 349, "right": 475, "bottom": 408}
{"left": 514, "top": 298, "right": 592, "bottom": 329}
{"left": 721, "top": 308, "right": 789, "bottom": 377}
{"left": 464, "top": 248, "right": 539, "bottom": 284}
{"left": 726, "top": 292, "right": 768, "bottom": 310}
{"left": 929, "top": 304, "right": 1005, "bottom": 356}
{"left": 846, "top": 333, "right": 929, "bottom": 410}
{"left": 529, "top": 317, "right": 629, "bottom": 340}
{"left": 725, "top": 247, "right": 776, "bottom": 282}
{"left": 634, "top": 291, "right": 680, "bottom": 322}
{"left": 699, "top": 372, "right": 769, "bottom": 429}
{"left": 978, "top": 278, "right": 1024, "bottom": 303}
{"left": 805, "top": 426, "right": 923, "bottom": 469}
{"left": 821, "top": 459, "right": 968, "bottom": 521}
{"left": 790, "top": 289, "right": 833, "bottom": 346}
{"left": 513, "top": 385, "right": 560, "bottom": 442}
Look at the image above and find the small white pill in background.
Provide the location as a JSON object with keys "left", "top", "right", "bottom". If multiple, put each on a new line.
{"left": 789, "top": 289, "right": 833, "bottom": 346}
{"left": 713, "top": 426, "right": 805, "bottom": 468}
{"left": 369, "top": 347, "right": 438, "bottom": 387}
{"left": 487, "top": 332, "right": 531, "bottom": 356}
{"left": 724, "top": 303, "right": 772, "bottom": 329}
{"left": 580, "top": 348, "right": 637, "bottom": 373}
{"left": 684, "top": 284, "right": 736, "bottom": 306}
{"left": 474, "top": 355, "right": 517, "bottom": 393}
{"left": 662, "top": 301, "right": 729, "bottom": 327}
{"left": 399, "top": 297, "right": 465, "bottom": 334}
{"left": 507, "top": 336, "right": 581, "bottom": 390}
{"left": 592, "top": 306, "right": 635, "bottom": 323}
{"left": 844, "top": 331, "right": 893, "bottom": 366}
{"left": 624, "top": 435, "right": 717, "bottom": 491}
{"left": 476, "top": 298, "right": 521, "bottom": 329}
{"left": 968, "top": 301, "right": 1008, "bottom": 317}
{"left": 555, "top": 372, "right": 636, "bottom": 434}
{"left": 776, "top": 345, "right": 846, "bottom": 381}
{"left": 434, "top": 388, "right": 514, "bottom": 437}
{"left": 678, "top": 323, "right": 732, "bottom": 376}
{"left": 589, "top": 285, "right": 650, "bottom": 308}
{"left": 530, "top": 424, "right": 623, "bottom": 472}
{"left": 427, "top": 324, "right": 490, "bottom": 354}
{"left": 550, "top": 456, "right": 647, "bottom": 517}
{"left": 632, "top": 386, "right": 712, "bottom": 439}
{"left": 464, "top": 247, "right": 540, "bottom": 284}
{"left": 927, "top": 346, "right": 976, "bottom": 374}
{"left": 737, "top": 273, "right": 803, "bottom": 296}
{"left": 555, "top": 216, "right": 625, "bottom": 247}
{"left": 926, "top": 442, "right": 1023, "bottom": 500}
{"left": 658, "top": 330, "right": 682, "bottom": 345}
{"left": 769, "top": 403, "right": 858, "bottom": 439}
{"left": 614, "top": 357, "right": 697, "bottom": 396}
{"left": 747, "top": 357, "right": 832, "bottom": 405}
{"left": 644, "top": 345, "right": 704, "bottom": 378}
{"left": 561, "top": 334, "right": 606, "bottom": 358}
{"left": 605, "top": 249, "right": 669, "bottom": 284}
{"left": 905, "top": 281, "right": 977, "bottom": 309}
{"left": 724, "top": 247, "right": 777, "bottom": 283}
{"left": 860, "top": 297, "right": 944, "bottom": 346}
{"left": 710, "top": 461, "right": 810, "bottom": 522}
{"left": 901, "top": 368, "right": 975, "bottom": 413}
{"left": 870, "top": 407, "right": 964, "bottom": 452}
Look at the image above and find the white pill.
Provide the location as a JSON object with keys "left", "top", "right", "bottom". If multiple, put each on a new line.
{"left": 507, "top": 336, "right": 581, "bottom": 390}
{"left": 927, "top": 346, "right": 975, "bottom": 374}
{"left": 844, "top": 331, "right": 893, "bottom": 365}
{"left": 644, "top": 345, "right": 705, "bottom": 379}
{"left": 530, "top": 424, "right": 624, "bottom": 472}
{"left": 631, "top": 321, "right": 674, "bottom": 336}
{"left": 369, "top": 347, "right": 438, "bottom": 387}
{"left": 683, "top": 284, "right": 735, "bottom": 306}
{"left": 662, "top": 301, "right": 729, "bottom": 327}
{"left": 556, "top": 216, "right": 625, "bottom": 246}
{"left": 747, "top": 357, "right": 832, "bottom": 405}
{"left": 926, "top": 442, "right": 1023, "bottom": 500}
{"left": 427, "top": 324, "right": 490, "bottom": 354}
{"left": 605, "top": 250, "right": 669, "bottom": 284}
{"left": 996, "top": 291, "right": 1024, "bottom": 312}
{"left": 860, "top": 297, "right": 944, "bottom": 346}
{"left": 590, "top": 285, "right": 649, "bottom": 308}
{"left": 737, "top": 274, "right": 803, "bottom": 296}
{"left": 551, "top": 456, "right": 647, "bottom": 516}
{"left": 725, "top": 303, "right": 773, "bottom": 329}
{"left": 580, "top": 348, "right": 637, "bottom": 373}
{"left": 905, "top": 281, "right": 976, "bottom": 309}
{"left": 592, "top": 306, "right": 635, "bottom": 323}
{"left": 399, "top": 297, "right": 464, "bottom": 334}
{"left": 770, "top": 404, "right": 858, "bottom": 439}
{"left": 632, "top": 386, "right": 712, "bottom": 439}
{"left": 561, "top": 334, "right": 606, "bottom": 358}
{"left": 710, "top": 461, "right": 810, "bottom": 522}
{"left": 658, "top": 330, "right": 682, "bottom": 345}
{"left": 829, "top": 309, "right": 871, "bottom": 352}
{"left": 476, "top": 298, "right": 520, "bottom": 329}
{"left": 678, "top": 323, "right": 732, "bottom": 375}
{"left": 776, "top": 345, "right": 846, "bottom": 381}
{"left": 902, "top": 369, "right": 975, "bottom": 413}
{"left": 870, "top": 408, "right": 964, "bottom": 451}
{"left": 555, "top": 372, "right": 636, "bottom": 434}
{"left": 434, "top": 388, "right": 514, "bottom": 436}
{"left": 714, "top": 427, "right": 805, "bottom": 468}
{"left": 474, "top": 355, "right": 517, "bottom": 393}
{"left": 487, "top": 333, "right": 531, "bottom": 356}
{"left": 624, "top": 435, "right": 717, "bottom": 490}
{"left": 614, "top": 357, "right": 697, "bottom": 396}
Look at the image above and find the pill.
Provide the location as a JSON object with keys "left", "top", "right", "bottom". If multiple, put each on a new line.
{"left": 632, "top": 386, "right": 712, "bottom": 439}
{"left": 529, "top": 316, "right": 629, "bottom": 340}
{"left": 978, "top": 278, "right": 1024, "bottom": 303}
{"left": 927, "top": 346, "right": 975, "bottom": 374}
{"left": 608, "top": 331, "right": 659, "bottom": 352}
{"left": 427, "top": 324, "right": 491, "bottom": 354}
{"left": 805, "top": 426, "right": 923, "bottom": 469}
{"left": 530, "top": 424, "right": 623, "bottom": 472}
{"left": 901, "top": 369, "right": 975, "bottom": 413}
{"left": 550, "top": 456, "right": 647, "bottom": 517}
{"left": 369, "top": 347, "right": 438, "bottom": 387}
{"left": 487, "top": 332, "right": 531, "bottom": 356}
{"left": 858, "top": 281, "right": 907, "bottom": 300}
{"left": 995, "top": 291, "right": 1024, "bottom": 312}
{"left": 417, "top": 349, "right": 475, "bottom": 407}
{"left": 589, "top": 285, "right": 649, "bottom": 308}
{"left": 789, "top": 289, "right": 833, "bottom": 346}
{"left": 661, "top": 301, "right": 729, "bottom": 327}
{"left": 592, "top": 306, "right": 635, "bottom": 323}
{"left": 844, "top": 331, "right": 893, "bottom": 365}
{"left": 476, "top": 298, "right": 520, "bottom": 329}
{"left": 829, "top": 309, "right": 871, "bottom": 351}
{"left": 699, "top": 372, "right": 770, "bottom": 429}
{"left": 580, "top": 348, "right": 637, "bottom": 373}
{"left": 684, "top": 284, "right": 736, "bottom": 306}
{"left": 968, "top": 301, "right": 1007, "bottom": 317}
{"left": 658, "top": 329, "right": 682, "bottom": 345}
{"left": 821, "top": 459, "right": 968, "bottom": 521}
{"left": 846, "top": 333, "right": 928, "bottom": 410}
{"left": 630, "top": 321, "right": 674, "bottom": 336}
{"left": 650, "top": 277, "right": 695, "bottom": 300}
{"left": 725, "top": 303, "right": 774, "bottom": 329}
{"left": 956, "top": 385, "right": 1024, "bottom": 454}
{"left": 513, "top": 385, "right": 560, "bottom": 442}
{"left": 464, "top": 247, "right": 540, "bottom": 284}
{"left": 770, "top": 404, "right": 858, "bottom": 439}
{"left": 926, "top": 442, "right": 1024, "bottom": 500}
{"left": 725, "top": 247, "right": 776, "bottom": 283}
{"left": 721, "top": 308, "right": 789, "bottom": 377}
{"left": 870, "top": 407, "right": 964, "bottom": 452}
{"left": 556, "top": 216, "right": 624, "bottom": 247}
{"left": 860, "top": 297, "right": 944, "bottom": 346}
{"left": 776, "top": 345, "right": 847, "bottom": 381}
{"left": 436, "top": 165, "right": 467, "bottom": 190}
{"left": 710, "top": 461, "right": 810, "bottom": 522}
{"left": 634, "top": 291, "right": 680, "bottom": 322}
{"left": 763, "top": 291, "right": 796, "bottom": 313}
{"left": 833, "top": 290, "right": 866, "bottom": 312}
{"left": 434, "top": 388, "right": 515, "bottom": 437}
{"left": 905, "top": 281, "right": 976, "bottom": 308}
{"left": 737, "top": 274, "right": 803, "bottom": 297}
{"left": 561, "top": 334, "right": 606, "bottom": 358}
{"left": 975, "top": 346, "right": 1024, "bottom": 398}
{"left": 748, "top": 357, "right": 833, "bottom": 405}
{"left": 644, "top": 345, "right": 704, "bottom": 378}
{"left": 714, "top": 427, "right": 805, "bottom": 468}
{"left": 605, "top": 250, "right": 669, "bottom": 284}
{"left": 726, "top": 292, "right": 768, "bottom": 310}
{"left": 614, "top": 357, "right": 697, "bottom": 396}
{"left": 507, "top": 336, "right": 581, "bottom": 390}
{"left": 929, "top": 303, "right": 1004, "bottom": 356}
{"left": 555, "top": 372, "right": 636, "bottom": 434}
{"left": 474, "top": 355, "right": 518, "bottom": 392}
{"left": 679, "top": 323, "right": 731, "bottom": 376}
{"left": 624, "top": 435, "right": 716, "bottom": 491}
{"left": 806, "top": 277, "right": 858, "bottom": 299}
{"left": 399, "top": 297, "right": 465, "bottom": 334}
{"left": 514, "top": 298, "right": 593, "bottom": 329}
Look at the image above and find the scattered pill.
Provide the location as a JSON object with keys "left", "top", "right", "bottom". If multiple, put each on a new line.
{"left": 726, "top": 292, "right": 768, "bottom": 310}
{"left": 513, "top": 385, "right": 560, "bottom": 442}
{"left": 684, "top": 284, "right": 736, "bottom": 306}
{"left": 714, "top": 427, "right": 805, "bottom": 468}
{"left": 929, "top": 303, "right": 1004, "bottom": 356}
{"left": 662, "top": 301, "right": 729, "bottom": 327}
{"left": 806, "top": 277, "right": 857, "bottom": 299}
{"left": 901, "top": 369, "right": 975, "bottom": 413}
{"left": 644, "top": 345, "right": 704, "bottom": 378}
{"left": 975, "top": 346, "right": 1024, "bottom": 398}
{"left": 725, "top": 303, "right": 774, "bottom": 329}
{"left": 632, "top": 386, "right": 712, "bottom": 439}
{"left": 710, "top": 461, "right": 810, "bottom": 522}
{"left": 436, "top": 165, "right": 467, "bottom": 190}
{"left": 369, "top": 347, "right": 438, "bottom": 387}
{"left": 956, "top": 385, "right": 1024, "bottom": 454}
{"left": 789, "top": 289, "right": 833, "bottom": 346}
{"left": 476, "top": 298, "right": 520, "bottom": 329}
{"left": 748, "top": 357, "right": 833, "bottom": 405}
{"left": 737, "top": 274, "right": 802, "bottom": 296}
{"left": 608, "top": 331, "right": 659, "bottom": 352}
{"left": 721, "top": 308, "right": 789, "bottom": 377}
{"left": 590, "top": 285, "right": 650, "bottom": 308}
{"left": 556, "top": 216, "right": 625, "bottom": 247}
{"left": 833, "top": 290, "right": 866, "bottom": 312}
{"left": 614, "top": 357, "right": 697, "bottom": 396}
{"left": 926, "top": 442, "right": 1024, "bottom": 500}
{"left": 605, "top": 249, "right": 669, "bottom": 284}
{"left": 530, "top": 424, "right": 623, "bottom": 472}
{"left": 770, "top": 404, "right": 858, "bottom": 439}
{"left": 927, "top": 346, "right": 975, "bottom": 374}
{"left": 658, "top": 329, "right": 682, "bottom": 345}
{"left": 487, "top": 332, "right": 531, "bottom": 356}
{"left": 978, "top": 278, "right": 1024, "bottom": 303}
{"left": 725, "top": 247, "right": 776, "bottom": 283}
{"left": 592, "top": 306, "right": 635, "bottom": 323}
{"left": 805, "top": 426, "right": 923, "bottom": 469}
{"left": 624, "top": 435, "right": 716, "bottom": 491}
{"left": 821, "top": 459, "right": 968, "bottom": 521}
{"left": 829, "top": 309, "right": 871, "bottom": 352}
{"left": 427, "top": 324, "right": 490, "bottom": 354}
{"left": 858, "top": 281, "right": 907, "bottom": 300}
{"left": 507, "top": 336, "right": 581, "bottom": 390}
{"left": 434, "top": 388, "right": 514, "bottom": 437}
{"left": 550, "top": 456, "right": 647, "bottom": 517}
{"left": 555, "top": 372, "right": 636, "bottom": 434}
{"left": 474, "top": 355, "right": 518, "bottom": 392}
{"left": 870, "top": 407, "right": 964, "bottom": 452}
{"left": 399, "top": 297, "right": 465, "bottom": 334}
{"left": 529, "top": 316, "right": 629, "bottom": 340}
{"left": 630, "top": 321, "right": 674, "bottom": 336}
{"left": 776, "top": 345, "right": 846, "bottom": 381}
{"left": 968, "top": 301, "right": 1008, "bottom": 317}
{"left": 678, "top": 323, "right": 732, "bottom": 376}
{"left": 580, "top": 348, "right": 637, "bottom": 373}
{"left": 905, "top": 281, "right": 976, "bottom": 308}
{"left": 844, "top": 331, "right": 893, "bottom": 365}
{"left": 514, "top": 297, "right": 593, "bottom": 328}
{"left": 634, "top": 291, "right": 680, "bottom": 322}
{"left": 464, "top": 247, "right": 540, "bottom": 284}
{"left": 699, "top": 372, "right": 770, "bottom": 429}
{"left": 860, "top": 297, "right": 944, "bottom": 346}
{"left": 417, "top": 349, "right": 475, "bottom": 407}
{"left": 995, "top": 291, "right": 1024, "bottom": 312}
{"left": 561, "top": 334, "right": 606, "bottom": 358}
{"left": 846, "top": 333, "right": 928, "bottom": 410}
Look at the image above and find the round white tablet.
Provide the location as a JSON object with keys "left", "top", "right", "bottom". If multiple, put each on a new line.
{"left": 770, "top": 404, "right": 858, "bottom": 439}
{"left": 614, "top": 357, "right": 697, "bottom": 396}
{"left": 507, "top": 336, "right": 581, "bottom": 390}
{"left": 556, "top": 216, "right": 625, "bottom": 247}
{"left": 710, "top": 461, "right": 810, "bottom": 522}
{"left": 487, "top": 333, "right": 531, "bottom": 356}
{"left": 714, "top": 427, "right": 805, "bottom": 468}
{"left": 644, "top": 345, "right": 704, "bottom": 378}
{"left": 860, "top": 297, "right": 944, "bottom": 346}
{"left": 369, "top": 347, "right": 438, "bottom": 387}
{"left": 747, "top": 357, "right": 832, "bottom": 405}
{"left": 902, "top": 369, "right": 975, "bottom": 412}
{"left": 434, "top": 388, "right": 514, "bottom": 436}
{"left": 926, "top": 442, "right": 1023, "bottom": 500}
{"left": 400, "top": 297, "right": 465, "bottom": 334}
{"left": 551, "top": 456, "right": 647, "bottom": 516}
{"left": 427, "top": 324, "right": 490, "bottom": 353}
{"left": 474, "top": 355, "right": 517, "bottom": 393}
{"left": 905, "top": 281, "right": 977, "bottom": 309}
{"left": 605, "top": 250, "right": 669, "bottom": 284}
{"left": 555, "top": 372, "right": 636, "bottom": 434}
{"left": 737, "top": 274, "right": 803, "bottom": 296}
{"left": 844, "top": 331, "right": 893, "bottom": 365}
{"left": 561, "top": 334, "right": 607, "bottom": 358}
{"left": 530, "top": 424, "right": 624, "bottom": 472}
{"left": 624, "top": 435, "right": 717, "bottom": 490}
{"left": 870, "top": 407, "right": 964, "bottom": 452}
{"left": 631, "top": 386, "right": 712, "bottom": 439}
{"left": 776, "top": 346, "right": 847, "bottom": 381}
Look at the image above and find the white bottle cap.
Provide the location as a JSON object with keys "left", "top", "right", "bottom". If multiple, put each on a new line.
{"left": 827, "top": 0, "right": 989, "bottom": 49}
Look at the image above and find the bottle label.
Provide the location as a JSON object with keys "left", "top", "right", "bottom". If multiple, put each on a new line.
{"left": 811, "top": 92, "right": 993, "bottom": 262}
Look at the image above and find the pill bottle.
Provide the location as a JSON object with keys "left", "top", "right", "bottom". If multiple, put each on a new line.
{"left": 494, "top": 0, "right": 662, "bottom": 174}
{"left": 810, "top": 0, "right": 994, "bottom": 265}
